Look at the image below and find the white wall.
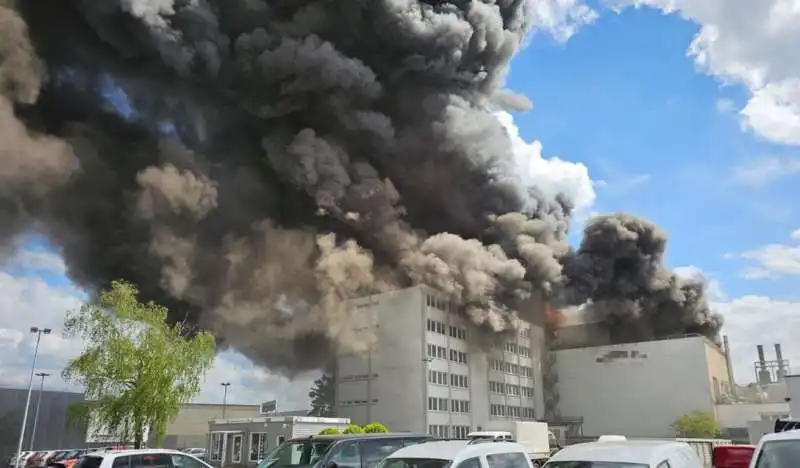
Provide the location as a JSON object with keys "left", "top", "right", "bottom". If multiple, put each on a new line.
{"left": 555, "top": 336, "right": 715, "bottom": 438}
{"left": 785, "top": 374, "right": 800, "bottom": 417}
{"left": 715, "top": 403, "right": 790, "bottom": 429}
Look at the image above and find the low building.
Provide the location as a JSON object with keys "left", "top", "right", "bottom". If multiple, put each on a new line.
{"left": 156, "top": 403, "right": 262, "bottom": 449}
{"left": 0, "top": 386, "right": 86, "bottom": 453}
{"left": 553, "top": 335, "right": 732, "bottom": 438}
{"left": 207, "top": 416, "right": 350, "bottom": 466}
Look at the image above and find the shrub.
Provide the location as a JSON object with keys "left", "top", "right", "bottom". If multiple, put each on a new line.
{"left": 362, "top": 422, "right": 389, "bottom": 433}
{"left": 343, "top": 424, "right": 365, "bottom": 434}
{"left": 318, "top": 427, "right": 341, "bottom": 435}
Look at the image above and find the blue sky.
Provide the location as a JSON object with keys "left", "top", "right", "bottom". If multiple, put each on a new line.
{"left": 3, "top": 1, "right": 800, "bottom": 402}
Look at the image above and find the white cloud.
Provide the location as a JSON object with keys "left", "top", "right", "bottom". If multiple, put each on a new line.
{"left": 729, "top": 230, "right": 800, "bottom": 279}
{"left": 599, "top": 0, "right": 800, "bottom": 146}
{"left": 496, "top": 111, "right": 597, "bottom": 214}
{"left": 729, "top": 156, "right": 800, "bottom": 188}
{"left": 0, "top": 248, "right": 314, "bottom": 412}
{"left": 529, "top": 0, "right": 600, "bottom": 43}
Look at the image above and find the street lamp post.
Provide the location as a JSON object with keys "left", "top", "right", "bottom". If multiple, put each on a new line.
{"left": 15, "top": 327, "right": 51, "bottom": 468}
{"left": 29, "top": 372, "right": 51, "bottom": 450}
{"left": 221, "top": 382, "right": 231, "bottom": 419}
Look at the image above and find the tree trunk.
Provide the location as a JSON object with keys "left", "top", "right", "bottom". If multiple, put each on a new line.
{"left": 134, "top": 415, "right": 143, "bottom": 449}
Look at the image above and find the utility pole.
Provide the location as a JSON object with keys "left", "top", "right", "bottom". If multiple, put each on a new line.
{"left": 30, "top": 372, "right": 51, "bottom": 450}
{"left": 221, "top": 382, "right": 231, "bottom": 418}
{"left": 15, "top": 327, "right": 50, "bottom": 468}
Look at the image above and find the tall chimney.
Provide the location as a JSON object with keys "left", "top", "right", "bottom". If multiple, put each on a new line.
{"left": 757, "top": 345, "right": 766, "bottom": 364}
{"left": 757, "top": 345, "right": 771, "bottom": 385}
{"left": 775, "top": 343, "right": 786, "bottom": 379}
{"left": 723, "top": 335, "right": 736, "bottom": 397}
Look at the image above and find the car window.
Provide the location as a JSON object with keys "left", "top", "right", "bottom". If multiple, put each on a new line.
{"left": 454, "top": 458, "right": 481, "bottom": 468}
{"left": 131, "top": 454, "right": 173, "bottom": 468}
{"left": 485, "top": 453, "right": 529, "bottom": 468}
{"left": 754, "top": 440, "right": 800, "bottom": 468}
{"left": 75, "top": 457, "right": 103, "bottom": 468}
{"left": 170, "top": 455, "right": 206, "bottom": 468}
{"left": 360, "top": 439, "right": 411, "bottom": 468}
{"left": 657, "top": 462, "right": 670, "bottom": 468}
{"left": 112, "top": 457, "right": 131, "bottom": 468}
{"left": 327, "top": 442, "right": 361, "bottom": 468}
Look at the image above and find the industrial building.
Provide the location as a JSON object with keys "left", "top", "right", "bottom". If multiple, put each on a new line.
{"left": 0, "top": 386, "right": 87, "bottom": 454}
{"left": 207, "top": 415, "right": 350, "bottom": 466}
{"left": 552, "top": 334, "right": 733, "bottom": 438}
{"left": 334, "top": 285, "right": 546, "bottom": 438}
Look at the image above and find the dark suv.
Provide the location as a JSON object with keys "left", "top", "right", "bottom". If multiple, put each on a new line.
{"left": 258, "top": 434, "right": 433, "bottom": 468}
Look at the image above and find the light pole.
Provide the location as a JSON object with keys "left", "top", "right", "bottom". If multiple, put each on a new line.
{"left": 221, "top": 382, "right": 231, "bottom": 418}
{"left": 15, "top": 327, "right": 50, "bottom": 468}
{"left": 29, "top": 372, "right": 50, "bottom": 450}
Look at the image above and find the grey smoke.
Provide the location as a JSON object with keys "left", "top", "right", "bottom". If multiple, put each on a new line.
{"left": 0, "top": 0, "right": 722, "bottom": 373}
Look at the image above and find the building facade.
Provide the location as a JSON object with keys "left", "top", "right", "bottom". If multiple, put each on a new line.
{"left": 553, "top": 335, "right": 732, "bottom": 438}
{"left": 207, "top": 416, "right": 350, "bottom": 467}
{"left": 0, "top": 386, "right": 86, "bottom": 454}
{"left": 155, "top": 403, "right": 263, "bottom": 449}
{"left": 334, "top": 286, "right": 546, "bottom": 438}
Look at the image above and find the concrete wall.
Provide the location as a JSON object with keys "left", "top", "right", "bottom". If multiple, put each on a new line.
{"left": 705, "top": 342, "right": 733, "bottom": 402}
{"left": 715, "top": 403, "right": 790, "bottom": 430}
{"left": 158, "top": 404, "right": 260, "bottom": 449}
{"left": 0, "top": 387, "right": 86, "bottom": 454}
{"left": 336, "top": 287, "right": 427, "bottom": 432}
{"left": 554, "top": 336, "right": 715, "bottom": 438}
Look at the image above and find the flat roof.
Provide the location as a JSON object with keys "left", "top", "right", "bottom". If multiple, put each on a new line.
{"left": 210, "top": 416, "right": 350, "bottom": 425}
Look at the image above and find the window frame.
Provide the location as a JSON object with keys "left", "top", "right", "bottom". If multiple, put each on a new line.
{"left": 210, "top": 433, "right": 224, "bottom": 461}
{"left": 250, "top": 432, "right": 268, "bottom": 462}
{"left": 232, "top": 434, "right": 244, "bottom": 464}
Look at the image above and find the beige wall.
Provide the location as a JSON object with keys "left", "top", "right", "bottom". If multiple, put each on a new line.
{"left": 157, "top": 403, "right": 261, "bottom": 449}
{"left": 705, "top": 342, "right": 732, "bottom": 404}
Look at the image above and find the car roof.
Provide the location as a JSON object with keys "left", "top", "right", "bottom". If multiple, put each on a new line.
{"left": 548, "top": 440, "right": 694, "bottom": 465}
{"left": 389, "top": 441, "right": 529, "bottom": 463}
{"left": 759, "top": 430, "right": 800, "bottom": 443}
{"left": 85, "top": 449, "right": 185, "bottom": 458}
{"left": 291, "top": 433, "right": 431, "bottom": 442}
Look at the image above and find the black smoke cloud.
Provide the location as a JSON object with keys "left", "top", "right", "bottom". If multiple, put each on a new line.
{"left": 0, "top": 0, "right": 722, "bottom": 373}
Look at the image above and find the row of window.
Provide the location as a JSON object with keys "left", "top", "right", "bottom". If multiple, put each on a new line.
{"left": 428, "top": 425, "right": 472, "bottom": 439}
{"left": 340, "top": 399, "right": 379, "bottom": 406}
{"left": 339, "top": 373, "right": 378, "bottom": 382}
{"left": 489, "top": 404, "right": 536, "bottom": 419}
{"left": 426, "top": 319, "right": 468, "bottom": 340}
{"left": 425, "top": 295, "right": 465, "bottom": 314}
{"left": 210, "top": 432, "right": 286, "bottom": 462}
{"left": 427, "top": 397, "right": 471, "bottom": 413}
{"left": 427, "top": 344, "right": 469, "bottom": 364}
{"left": 489, "top": 381, "right": 535, "bottom": 398}
{"left": 492, "top": 341, "right": 531, "bottom": 358}
{"left": 428, "top": 370, "right": 469, "bottom": 388}
{"left": 489, "top": 359, "right": 534, "bottom": 378}
{"left": 519, "top": 328, "right": 531, "bottom": 339}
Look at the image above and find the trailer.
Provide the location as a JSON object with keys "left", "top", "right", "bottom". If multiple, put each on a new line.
{"left": 467, "top": 421, "right": 554, "bottom": 467}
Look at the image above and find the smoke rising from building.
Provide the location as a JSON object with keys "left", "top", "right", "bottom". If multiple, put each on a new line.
{"left": 0, "top": 0, "right": 723, "bottom": 373}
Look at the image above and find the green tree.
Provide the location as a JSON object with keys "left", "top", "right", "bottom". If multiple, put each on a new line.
{"left": 343, "top": 424, "right": 364, "bottom": 434}
{"left": 672, "top": 411, "right": 722, "bottom": 438}
{"left": 362, "top": 422, "right": 389, "bottom": 433}
{"left": 308, "top": 372, "right": 335, "bottom": 417}
{"left": 318, "top": 428, "right": 341, "bottom": 435}
{"left": 62, "top": 280, "right": 216, "bottom": 448}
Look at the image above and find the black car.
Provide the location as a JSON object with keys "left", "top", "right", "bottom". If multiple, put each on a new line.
{"left": 259, "top": 433, "right": 434, "bottom": 468}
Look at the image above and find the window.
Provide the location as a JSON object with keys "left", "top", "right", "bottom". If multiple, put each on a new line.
{"left": 232, "top": 434, "right": 243, "bottom": 463}
{"left": 263, "top": 440, "right": 333, "bottom": 467}
{"left": 327, "top": 442, "right": 361, "bottom": 468}
{"left": 112, "top": 458, "right": 130, "bottom": 468}
{"left": 657, "top": 462, "right": 671, "bottom": 468}
{"left": 210, "top": 433, "right": 224, "bottom": 461}
{"left": 485, "top": 452, "right": 529, "bottom": 468}
{"left": 131, "top": 454, "right": 173, "bottom": 468}
{"left": 454, "top": 458, "right": 481, "bottom": 468}
{"left": 76, "top": 457, "right": 103, "bottom": 468}
{"left": 250, "top": 433, "right": 268, "bottom": 462}
{"left": 169, "top": 455, "right": 206, "bottom": 468}
{"left": 360, "top": 439, "right": 411, "bottom": 468}
{"left": 277, "top": 436, "right": 286, "bottom": 445}
{"left": 378, "top": 458, "right": 451, "bottom": 468}
{"left": 754, "top": 440, "right": 800, "bottom": 468}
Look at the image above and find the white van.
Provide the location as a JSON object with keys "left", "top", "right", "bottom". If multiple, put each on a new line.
{"left": 373, "top": 440, "right": 533, "bottom": 468}
{"left": 544, "top": 440, "right": 703, "bottom": 468}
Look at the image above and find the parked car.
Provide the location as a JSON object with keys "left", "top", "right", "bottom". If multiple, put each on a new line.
{"left": 375, "top": 440, "right": 533, "bottom": 468}
{"left": 544, "top": 439, "right": 704, "bottom": 468}
{"left": 72, "top": 449, "right": 210, "bottom": 468}
{"left": 258, "top": 433, "right": 434, "bottom": 468}
{"left": 182, "top": 450, "right": 206, "bottom": 461}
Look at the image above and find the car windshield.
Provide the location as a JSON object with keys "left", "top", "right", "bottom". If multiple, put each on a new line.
{"left": 375, "top": 458, "right": 452, "bottom": 468}
{"left": 544, "top": 463, "right": 649, "bottom": 468}
{"left": 755, "top": 440, "right": 800, "bottom": 467}
{"left": 258, "top": 440, "right": 334, "bottom": 468}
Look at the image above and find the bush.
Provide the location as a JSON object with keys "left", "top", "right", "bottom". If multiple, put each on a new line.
{"left": 362, "top": 422, "right": 389, "bottom": 433}
{"left": 343, "top": 424, "right": 365, "bottom": 434}
{"left": 672, "top": 411, "right": 721, "bottom": 438}
{"left": 318, "top": 427, "right": 341, "bottom": 435}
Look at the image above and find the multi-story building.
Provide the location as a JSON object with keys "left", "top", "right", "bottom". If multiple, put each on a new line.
{"left": 334, "top": 285, "right": 546, "bottom": 438}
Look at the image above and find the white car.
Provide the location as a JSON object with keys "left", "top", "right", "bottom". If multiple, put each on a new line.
{"left": 748, "top": 429, "right": 800, "bottom": 467}
{"left": 544, "top": 440, "right": 703, "bottom": 468}
{"left": 73, "top": 449, "right": 212, "bottom": 468}
{"left": 373, "top": 440, "right": 533, "bottom": 468}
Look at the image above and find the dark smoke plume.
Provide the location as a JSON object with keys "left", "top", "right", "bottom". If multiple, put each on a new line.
{"left": 0, "top": 0, "right": 722, "bottom": 373}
